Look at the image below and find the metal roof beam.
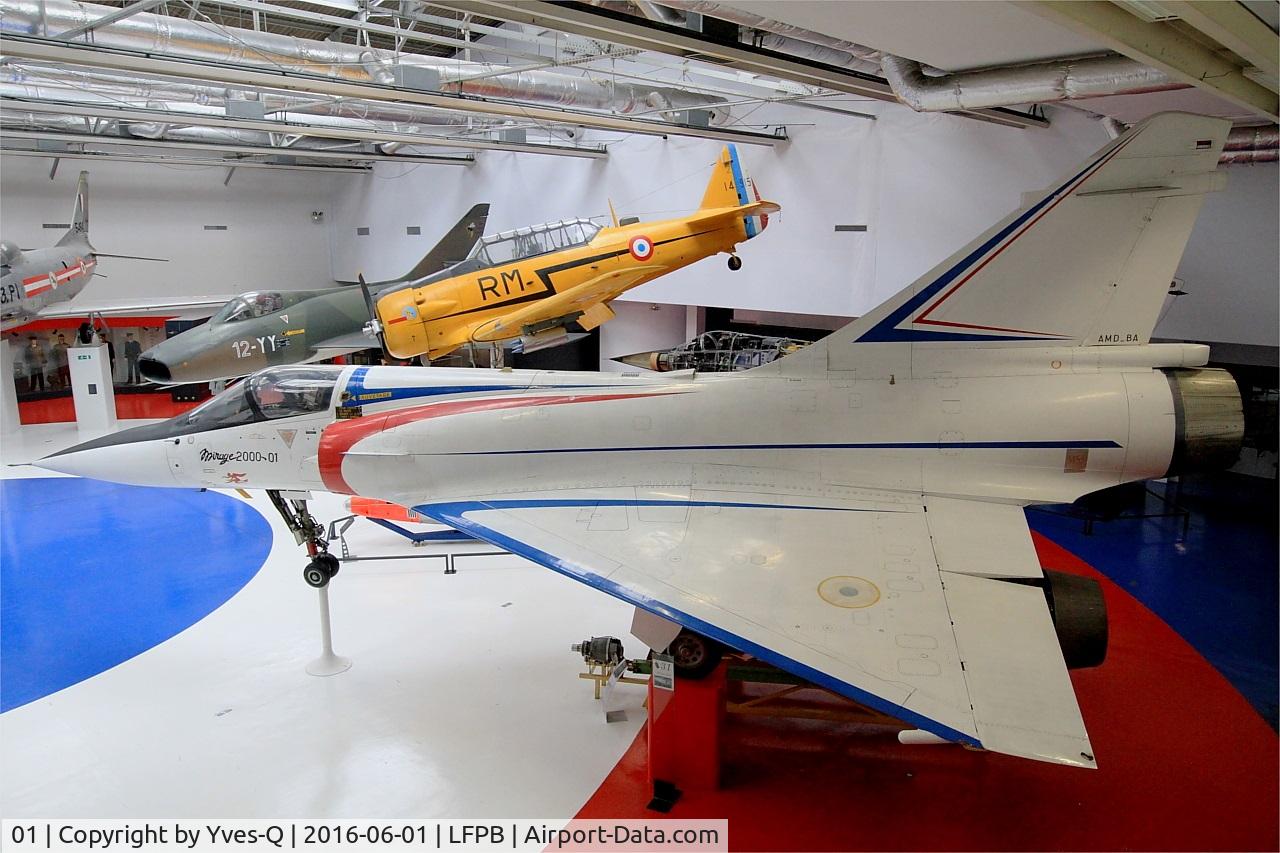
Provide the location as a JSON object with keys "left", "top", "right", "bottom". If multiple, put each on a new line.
{"left": 1019, "top": 1, "right": 1279, "bottom": 121}
{"left": 184, "top": 0, "right": 550, "bottom": 63}
{"left": 0, "top": 145, "right": 370, "bottom": 172}
{"left": 0, "top": 35, "right": 787, "bottom": 145}
{"left": 1162, "top": 0, "right": 1280, "bottom": 83}
{"left": 2, "top": 95, "right": 608, "bottom": 157}
{"left": 427, "top": 0, "right": 1048, "bottom": 129}
{"left": 0, "top": 127, "right": 477, "bottom": 164}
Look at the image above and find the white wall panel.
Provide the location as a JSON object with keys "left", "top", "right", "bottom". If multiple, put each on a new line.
{"left": 596, "top": 300, "right": 689, "bottom": 371}
{"left": 1159, "top": 162, "right": 1279, "bottom": 347}
{"left": 325, "top": 103, "right": 1109, "bottom": 322}
{"left": 0, "top": 156, "right": 340, "bottom": 300}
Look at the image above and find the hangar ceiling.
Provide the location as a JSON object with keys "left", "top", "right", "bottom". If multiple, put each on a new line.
{"left": 1, "top": 0, "right": 1275, "bottom": 174}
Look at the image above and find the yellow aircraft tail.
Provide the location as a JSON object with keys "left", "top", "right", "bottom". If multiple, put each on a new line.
{"left": 699, "top": 144, "right": 771, "bottom": 238}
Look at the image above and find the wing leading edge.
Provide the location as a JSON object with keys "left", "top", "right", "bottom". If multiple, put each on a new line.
{"left": 415, "top": 488, "right": 1094, "bottom": 767}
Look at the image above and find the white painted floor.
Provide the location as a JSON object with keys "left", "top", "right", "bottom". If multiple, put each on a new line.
{"left": 1, "top": 422, "right": 647, "bottom": 817}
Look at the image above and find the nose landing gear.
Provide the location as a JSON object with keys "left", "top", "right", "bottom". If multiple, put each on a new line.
{"left": 265, "top": 489, "right": 352, "bottom": 676}
{"left": 727, "top": 254, "right": 743, "bottom": 271}
{"left": 303, "top": 552, "right": 340, "bottom": 588}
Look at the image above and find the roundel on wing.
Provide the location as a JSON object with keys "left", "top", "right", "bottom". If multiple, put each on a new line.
{"left": 402, "top": 305, "right": 419, "bottom": 320}
{"left": 628, "top": 235, "right": 655, "bottom": 262}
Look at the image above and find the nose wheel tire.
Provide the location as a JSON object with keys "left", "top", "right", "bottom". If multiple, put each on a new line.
{"left": 303, "top": 552, "right": 341, "bottom": 588}
{"left": 727, "top": 255, "right": 743, "bottom": 271}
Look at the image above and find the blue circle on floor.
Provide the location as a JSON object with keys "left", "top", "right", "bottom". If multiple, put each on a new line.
{"left": 0, "top": 478, "right": 271, "bottom": 712}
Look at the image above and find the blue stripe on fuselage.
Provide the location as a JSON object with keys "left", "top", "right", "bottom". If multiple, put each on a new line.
{"left": 438, "top": 439, "right": 1124, "bottom": 456}
{"left": 339, "top": 366, "right": 639, "bottom": 408}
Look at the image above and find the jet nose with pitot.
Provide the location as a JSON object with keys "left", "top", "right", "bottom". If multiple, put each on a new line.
{"left": 35, "top": 421, "right": 183, "bottom": 487}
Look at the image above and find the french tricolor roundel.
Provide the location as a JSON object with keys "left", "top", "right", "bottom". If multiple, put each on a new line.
{"left": 628, "top": 235, "right": 654, "bottom": 261}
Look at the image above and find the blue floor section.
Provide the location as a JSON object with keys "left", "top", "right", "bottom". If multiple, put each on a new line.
{"left": 0, "top": 478, "right": 271, "bottom": 712}
{"left": 1028, "top": 472, "right": 1279, "bottom": 730}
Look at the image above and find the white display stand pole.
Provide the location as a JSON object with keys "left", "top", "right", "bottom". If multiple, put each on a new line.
{"left": 1, "top": 343, "right": 19, "bottom": 436}
{"left": 68, "top": 342, "right": 117, "bottom": 433}
{"left": 306, "top": 585, "right": 352, "bottom": 676}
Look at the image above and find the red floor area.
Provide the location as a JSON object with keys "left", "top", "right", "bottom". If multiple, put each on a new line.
{"left": 576, "top": 533, "right": 1280, "bottom": 851}
{"left": 18, "top": 393, "right": 198, "bottom": 424}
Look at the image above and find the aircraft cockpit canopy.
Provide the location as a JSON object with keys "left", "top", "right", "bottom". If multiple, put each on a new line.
{"left": 181, "top": 366, "right": 342, "bottom": 431}
{"left": 0, "top": 240, "right": 22, "bottom": 271}
{"left": 469, "top": 218, "right": 601, "bottom": 266}
{"left": 213, "top": 291, "right": 286, "bottom": 324}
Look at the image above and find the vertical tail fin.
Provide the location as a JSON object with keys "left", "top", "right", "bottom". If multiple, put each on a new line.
{"left": 700, "top": 144, "right": 769, "bottom": 237}
{"left": 700, "top": 144, "right": 752, "bottom": 210}
{"left": 56, "top": 170, "right": 89, "bottom": 247}
{"left": 769, "top": 112, "right": 1230, "bottom": 376}
{"left": 401, "top": 203, "right": 490, "bottom": 282}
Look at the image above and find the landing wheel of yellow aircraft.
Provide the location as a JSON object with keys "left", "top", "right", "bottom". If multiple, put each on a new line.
{"left": 667, "top": 629, "right": 724, "bottom": 680}
{"left": 727, "top": 255, "right": 743, "bottom": 271}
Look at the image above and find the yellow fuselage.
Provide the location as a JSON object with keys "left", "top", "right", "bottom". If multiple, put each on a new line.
{"left": 377, "top": 211, "right": 750, "bottom": 360}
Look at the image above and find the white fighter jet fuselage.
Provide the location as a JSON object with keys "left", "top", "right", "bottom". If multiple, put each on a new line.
{"left": 38, "top": 113, "right": 1246, "bottom": 769}
{"left": 39, "top": 352, "right": 1236, "bottom": 503}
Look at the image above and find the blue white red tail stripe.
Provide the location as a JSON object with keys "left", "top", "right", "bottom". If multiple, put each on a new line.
{"left": 856, "top": 129, "right": 1144, "bottom": 343}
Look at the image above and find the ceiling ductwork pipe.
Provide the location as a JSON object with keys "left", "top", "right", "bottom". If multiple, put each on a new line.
{"left": 1219, "top": 148, "right": 1278, "bottom": 164}
{"left": 1219, "top": 125, "right": 1279, "bottom": 164}
{"left": 647, "top": 0, "right": 882, "bottom": 74}
{"left": 0, "top": 0, "right": 729, "bottom": 121}
{"left": 881, "top": 54, "right": 1186, "bottom": 112}
{"left": 754, "top": 35, "right": 881, "bottom": 75}
{"left": 656, "top": 0, "right": 881, "bottom": 62}
{"left": 0, "top": 109, "right": 90, "bottom": 131}
{"left": 0, "top": 69, "right": 499, "bottom": 128}
{"left": 1224, "top": 125, "right": 1278, "bottom": 151}
{"left": 632, "top": 0, "right": 683, "bottom": 26}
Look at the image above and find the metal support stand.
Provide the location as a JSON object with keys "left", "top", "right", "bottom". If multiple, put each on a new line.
{"left": 265, "top": 489, "right": 352, "bottom": 677}
{"left": 323, "top": 513, "right": 504, "bottom": 574}
{"left": 306, "top": 584, "right": 352, "bottom": 677}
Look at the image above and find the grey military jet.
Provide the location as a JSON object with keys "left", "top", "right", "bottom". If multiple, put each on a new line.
{"left": 0, "top": 171, "right": 184, "bottom": 330}
{"left": 137, "top": 204, "right": 489, "bottom": 384}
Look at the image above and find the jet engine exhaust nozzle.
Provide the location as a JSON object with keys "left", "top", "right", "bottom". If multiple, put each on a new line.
{"left": 1161, "top": 368, "right": 1245, "bottom": 477}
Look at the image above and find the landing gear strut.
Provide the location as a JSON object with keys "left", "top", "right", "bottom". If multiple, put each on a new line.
{"left": 266, "top": 489, "right": 338, "bottom": 588}
{"left": 265, "top": 489, "right": 351, "bottom": 676}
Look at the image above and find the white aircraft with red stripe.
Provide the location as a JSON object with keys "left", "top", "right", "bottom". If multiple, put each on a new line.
{"left": 1, "top": 171, "right": 225, "bottom": 332}
{"left": 37, "top": 113, "right": 1245, "bottom": 770}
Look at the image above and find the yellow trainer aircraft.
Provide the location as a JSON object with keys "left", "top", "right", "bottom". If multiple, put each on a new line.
{"left": 366, "top": 144, "right": 779, "bottom": 361}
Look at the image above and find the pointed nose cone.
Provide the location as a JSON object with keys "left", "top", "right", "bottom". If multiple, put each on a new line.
{"left": 613, "top": 350, "right": 662, "bottom": 371}
{"left": 35, "top": 424, "right": 181, "bottom": 487}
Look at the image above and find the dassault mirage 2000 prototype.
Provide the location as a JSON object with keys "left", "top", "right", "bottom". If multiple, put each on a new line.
{"left": 364, "top": 144, "right": 778, "bottom": 362}
{"left": 39, "top": 113, "right": 1244, "bottom": 769}
{"left": 135, "top": 205, "right": 490, "bottom": 384}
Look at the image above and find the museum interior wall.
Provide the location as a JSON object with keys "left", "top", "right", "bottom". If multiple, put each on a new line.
{"left": 0, "top": 155, "right": 340, "bottom": 299}
{"left": 323, "top": 103, "right": 1114, "bottom": 320}
{"left": 596, "top": 301, "right": 692, "bottom": 372}
{"left": 1157, "top": 161, "right": 1279, "bottom": 348}
{"left": 3, "top": 105, "right": 1276, "bottom": 355}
